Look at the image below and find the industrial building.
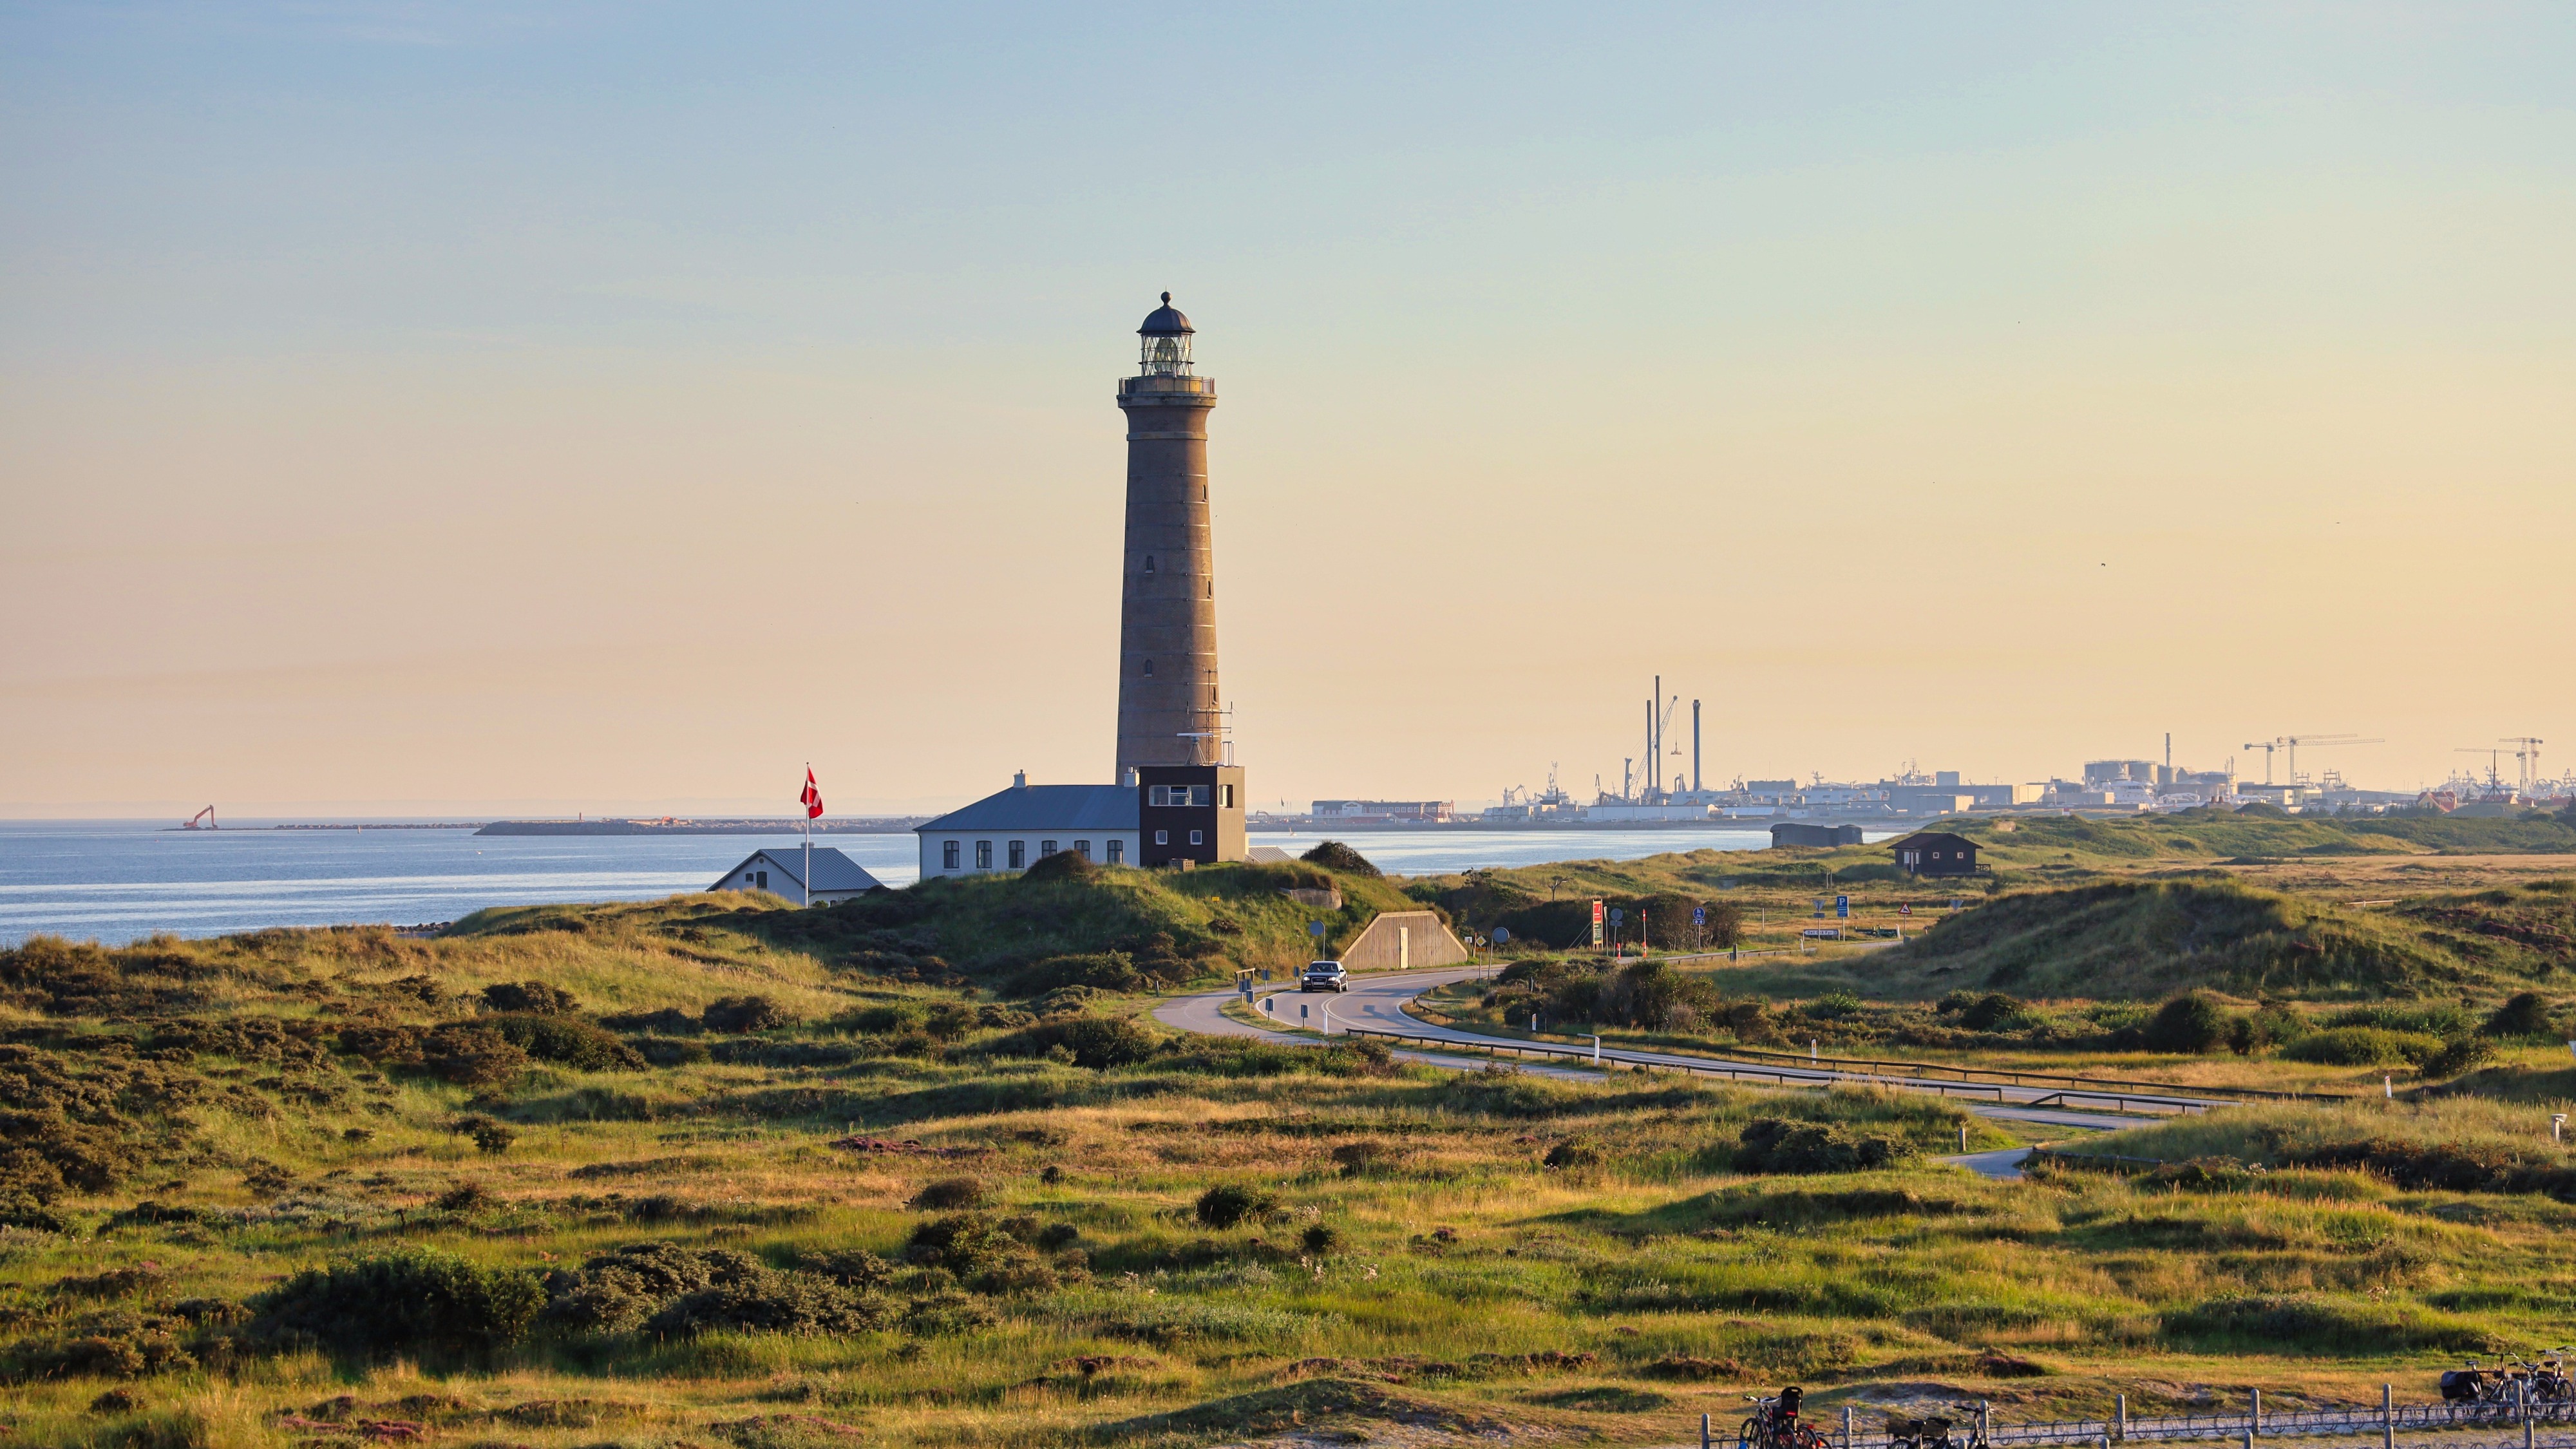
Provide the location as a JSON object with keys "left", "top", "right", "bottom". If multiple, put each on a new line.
{"left": 1772, "top": 822, "right": 1865, "bottom": 848}
{"left": 1312, "top": 800, "right": 1454, "bottom": 822}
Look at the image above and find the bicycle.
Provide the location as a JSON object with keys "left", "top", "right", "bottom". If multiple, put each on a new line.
{"left": 2515, "top": 1352, "right": 2573, "bottom": 1405}
{"left": 1740, "top": 1388, "right": 1832, "bottom": 1449}
{"left": 1889, "top": 1402, "right": 1990, "bottom": 1449}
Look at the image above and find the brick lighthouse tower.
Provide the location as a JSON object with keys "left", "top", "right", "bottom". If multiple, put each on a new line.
{"left": 1114, "top": 294, "right": 1223, "bottom": 781}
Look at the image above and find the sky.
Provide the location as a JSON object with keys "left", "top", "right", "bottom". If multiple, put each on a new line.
{"left": 3, "top": 3, "right": 2571, "bottom": 819}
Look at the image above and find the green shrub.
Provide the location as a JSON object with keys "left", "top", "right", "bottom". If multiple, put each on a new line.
{"left": 703, "top": 996, "right": 792, "bottom": 1033}
{"left": 2483, "top": 992, "right": 2558, "bottom": 1040}
{"left": 251, "top": 1248, "right": 544, "bottom": 1356}
{"left": 1194, "top": 1184, "right": 1281, "bottom": 1229}
{"left": 481, "top": 981, "right": 578, "bottom": 1014}
{"left": 2420, "top": 1036, "right": 2497, "bottom": 1077}
{"left": 540, "top": 1241, "right": 765, "bottom": 1334}
{"left": 419, "top": 1025, "right": 531, "bottom": 1085}
{"left": 1734, "top": 1118, "right": 1914, "bottom": 1175}
{"left": 1300, "top": 1223, "right": 1341, "bottom": 1255}
{"left": 2282, "top": 1027, "right": 2440, "bottom": 1067}
{"left": 1019, "top": 849, "right": 1097, "bottom": 884}
{"left": 645, "top": 1273, "right": 890, "bottom": 1338}
{"left": 795, "top": 1249, "right": 893, "bottom": 1289}
{"left": 1300, "top": 841, "right": 1381, "bottom": 878}
{"left": 909, "top": 1177, "right": 987, "bottom": 1210}
{"left": 2141, "top": 992, "right": 2234, "bottom": 1054}
{"left": 1542, "top": 1139, "right": 1604, "bottom": 1170}
{"left": 994, "top": 1016, "right": 1160, "bottom": 1070}
{"left": 1009, "top": 953, "right": 1143, "bottom": 997}
{"left": 486, "top": 1014, "right": 644, "bottom": 1072}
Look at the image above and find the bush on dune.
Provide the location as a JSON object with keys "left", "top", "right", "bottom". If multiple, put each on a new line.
{"left": 251, "top": 1248, "right": 544, "bottom": 1356}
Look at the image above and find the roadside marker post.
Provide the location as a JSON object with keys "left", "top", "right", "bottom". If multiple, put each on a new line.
{"left": 2382, "top": 1384, "right": 2394, "bottom": 1449}
{"left": 1589, "top": 1034, "right": 1601, "bottom": 1065}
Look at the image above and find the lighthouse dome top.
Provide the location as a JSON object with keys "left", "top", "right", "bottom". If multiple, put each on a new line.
{"left": 1139, "top": 292, "right": 1193, "bottom": 336}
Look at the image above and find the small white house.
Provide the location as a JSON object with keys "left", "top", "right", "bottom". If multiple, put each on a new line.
{"left": 915, "top": 775, "right": 1141, "bottom": 878}
{"left": 710, "top": 847, "right": 883, "bottom": 905}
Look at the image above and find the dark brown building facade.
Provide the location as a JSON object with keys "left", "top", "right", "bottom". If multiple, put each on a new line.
{"left": 1137, "top": 765, "right": 1245, "bottom": 867}
{"left": 1889, "top": 831, "right": 1980, "bottom": 877}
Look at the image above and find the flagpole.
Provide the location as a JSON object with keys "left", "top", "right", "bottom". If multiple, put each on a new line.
{"left": 802, "top": 762, "right": 813, "bottom": 909}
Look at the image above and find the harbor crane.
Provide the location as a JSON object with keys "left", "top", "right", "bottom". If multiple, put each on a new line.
{"left": 2504, "top": 737, "right": 2545, "bottom": 797}
{"left": 2241, "top": 734, "right": 2381, "bottom": 786}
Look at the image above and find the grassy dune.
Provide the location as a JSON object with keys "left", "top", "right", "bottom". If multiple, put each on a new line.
{"left": 11, "top": 900, "right": 2576, "bottom": 1448}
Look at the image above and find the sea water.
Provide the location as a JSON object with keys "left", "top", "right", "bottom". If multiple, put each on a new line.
{"left": 0, "top": 820, "right": 1891, "bottom": 946}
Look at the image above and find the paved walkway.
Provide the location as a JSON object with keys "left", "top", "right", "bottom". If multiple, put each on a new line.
{"left": 1155, "top": 967, "right": 2215, "bottom": 1134}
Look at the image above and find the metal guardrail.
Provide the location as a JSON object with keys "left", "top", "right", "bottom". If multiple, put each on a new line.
{"left": 1403, "top": 990, "right": 2304, "bottom": 1106}
{"left": 1710, "top": 1394, "right": 2576, "bottom": 1449}
{"left": 1340, "top": 1025, "right": 2208, "bottom": 1117}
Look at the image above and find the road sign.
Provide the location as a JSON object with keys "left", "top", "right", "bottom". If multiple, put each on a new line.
{"left": 1492, "top": 926, "right": 1511, "bottom": 944}
{"left": 1813, "top": 898, "right": 1828, "bottom": 918}
{"left": 1692, "top": 905, "right": 1705, "bottom": 926}
{"left": 1899, "top": 903, "right": 1912, "bottom": 916}
{"left": 1309, "top": 921, "right": 1326, "bottom": 936}
{"left": 1835, "top": 895, "right": 1850, "bottom": 919}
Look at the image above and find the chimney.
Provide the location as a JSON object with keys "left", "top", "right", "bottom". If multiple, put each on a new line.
{"left": 1013, "top": 770, "right": 1027, "bottom": 789}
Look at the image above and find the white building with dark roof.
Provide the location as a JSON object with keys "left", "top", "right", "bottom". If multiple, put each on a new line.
{"left": 709, "top": 847, "right": 883, "bottom": 905}
{"left": 914, "top": 773, "right": 1141, "bottom": 878}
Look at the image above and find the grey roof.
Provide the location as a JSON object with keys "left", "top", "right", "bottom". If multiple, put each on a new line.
{"left": 915, "top": 783, "right": 1139, "bottom": 834}
{"left": 710, "top": 846, "right": 883, "bottom": 895}
{"left": 1139, "top": 292, "right": 1193, "bottom": 336}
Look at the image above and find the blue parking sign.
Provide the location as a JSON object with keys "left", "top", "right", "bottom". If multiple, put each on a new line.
{"left": 1835, "top": 895, "right": 1850, "bottom": 918}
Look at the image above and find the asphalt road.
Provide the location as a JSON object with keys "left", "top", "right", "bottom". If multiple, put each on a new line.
{"left": 1153, "top": 965, "right": 2218, "bottom": 1136}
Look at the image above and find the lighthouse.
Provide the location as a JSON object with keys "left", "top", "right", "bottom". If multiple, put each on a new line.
{"left": 1114, "top": 294, "right": 1224, "bottom": 780}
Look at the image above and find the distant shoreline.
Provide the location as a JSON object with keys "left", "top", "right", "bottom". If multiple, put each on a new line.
{"left": 475, "top": 819, "right": 930, "bottom": 836}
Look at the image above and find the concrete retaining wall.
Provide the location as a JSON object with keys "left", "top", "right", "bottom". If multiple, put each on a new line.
{"left": 1338, "top": 910, "right": 1470, "bottom": 971}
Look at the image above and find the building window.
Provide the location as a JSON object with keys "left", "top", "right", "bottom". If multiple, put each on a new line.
{"left": 1143, "top": 659, "right": 1154, "bottom": 677}
{"left": 1189, "top": 829, "right": 1202, "bottom": 846}
{"left": 1009, "top": 840, "right": 1027, "bottom": 869}
{"left": 975, "top": 840, "right": 993, "bottom": 869}
{"left": 942, "top": 840, "right": 960, "bottom": 870}
{"left": 1074, "top": 840, "right": 1090, "bottom": 859}
{"left": 1106, "top": 839, "right": 1124, "bottom": 864}
{"left": 1039, "top": 840, "right": 1057, "bottom": 857}
{"left": 1144, "top": 554, "right": 1155, "bottom": 573}
{"left": 1154, "top": 830, "right": 1168, "bottom": 846}
{"left": 756, "top": 871, "right": 768, "bottom": 889}
{"left": 1219, "top": 784, "right": 1233, "bottom": 808}
{"left": 1191, "top": 784, "right": 1210, "bottom": 806}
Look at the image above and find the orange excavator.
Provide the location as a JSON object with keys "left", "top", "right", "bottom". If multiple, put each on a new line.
{"left": 183, "top": 806, "right": 216, "bottom": 830}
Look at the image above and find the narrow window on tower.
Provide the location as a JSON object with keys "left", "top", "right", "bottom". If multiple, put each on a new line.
{"left": 1144, "top": 554, "right": 1155, "bottom": 573}
{"left": 1143, "top": 659, "right": 1154, "bottom": 677}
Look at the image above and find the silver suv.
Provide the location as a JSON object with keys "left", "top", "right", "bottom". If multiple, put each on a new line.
{"left": 1300, "top": 960, "right": 1349, "bottom": 993}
